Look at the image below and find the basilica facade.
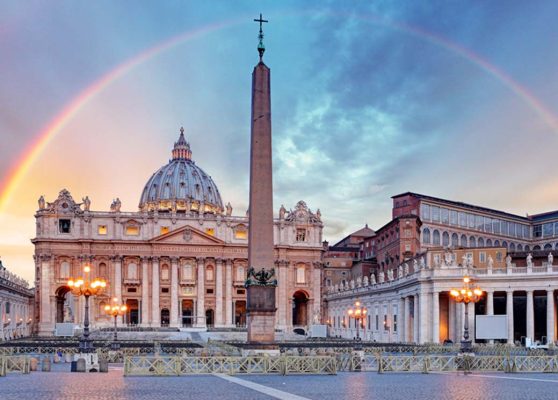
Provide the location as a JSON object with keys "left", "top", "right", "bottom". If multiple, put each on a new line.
{"left": 33, "top": 131, "right": 323, "bottom": 336}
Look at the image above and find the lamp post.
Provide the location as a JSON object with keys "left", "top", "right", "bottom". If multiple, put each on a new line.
{"left": 104, "top": 298, "right": 127, "bottom": 350}
{"left": 450, "top": 276, "right": 483, "bottom": 353}
{"left": 67, "top": 265, "right": 106, "bottom": 353}
{"left": 347, "top": 300, "right": 367, "bottom": 343}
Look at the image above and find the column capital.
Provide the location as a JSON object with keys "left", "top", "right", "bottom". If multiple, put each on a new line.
{"left": 526, "top": 289, "right": 534, "bottom": 295}
{"left": 548, "top": 289, "right": 555, "bottom": 294}
{"left": 215, "top": 257, "right": 224, "bottom": 264}
{"left": 39, "top": 254, "right": 52, "bottom": 261}
{"left": 170, "top": 256, "right": 179, "bottom": 263}
{"left": 141, "top": 256, "right": 150, "bottom": 263}
{"left": 506, "top": 289, "right": 514, "bottom": 294}
{"left": 196, "top": 257, "right": 205, "bottom": 265}
{"left": 151, "top": 256, "right": 160, "bottom": 263}
{"left": 225, "top": 258, "right": 233, "bottom": 266}
{"left": 110, "top": 255, "right": 122, "bottom": 262}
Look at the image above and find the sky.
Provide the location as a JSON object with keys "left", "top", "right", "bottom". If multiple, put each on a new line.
{"left": 1, "top": 0, "right": 558, "bottom": 283}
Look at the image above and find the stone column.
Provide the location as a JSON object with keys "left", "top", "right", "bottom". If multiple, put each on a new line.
{"left": 225, "top": 259, "right": 233, "bottom": 327}
{"left": 278, "top": 261, "right": 288, "bottom": 330}
{"left": 141, "top": 257, "right": 149, "bottom": 327}
{"left": 547, "top": 290, "right": 555, "bottom": 344}
{"left": 526, "top": 290, "right": 534, "bottom": 341}
{"left": 399, "top": 297, "right": 405, "bottom": 343}
{"left": 0, "top": 301, "right": 4, "bottom": 340}
{"left": 312, "top": 262, "right": 322, "bottom": 324}
{"left": 151, "top": 257, "right": 160, "bottom": 327}
{"left": 170, "top": 257, "right": 179, "bottom": 327}
{"left": 215, "top": 258, "right": 224, "bottom": 327}
{"left": 419, "top": 292, "right": 428, "bottom": 344}
{"left": 448, "top": 298, "right": 456, "bottom": 342}
{"left": 506, "top": 290, "right": 514, "bottom": 344}
{"left": 196, "top": 257, "right": 206, "bottom": 328}
{"left": 486, "top": 290, "right": 494, "bottom": 344}
{"left": 403, "top": 296, "right": 410, "bottom": 342}
{"left": 413, "top": 294, "right": 419, "bottom": 343}
{"left": 432, "top": 291, "right": 440, "bottom": 343}
{"left": 113, "top": 256, "right": 122, "bottom": 326}
{"left": 39, "top": 255, "right": 53, "bottom": 335}
{"left": 468, "top": 302, "right": 476, "bottom": 343}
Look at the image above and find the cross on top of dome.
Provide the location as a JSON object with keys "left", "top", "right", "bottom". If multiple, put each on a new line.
{"left": 172, "top": 126, "right": 192, "bottom": 160}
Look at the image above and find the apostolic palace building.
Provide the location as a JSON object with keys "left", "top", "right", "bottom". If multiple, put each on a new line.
{"left": 33, "top": 131, "right": 323, "bottom": 336}
{"left": 325, "top": 192, "right": 558, "bottom": 346}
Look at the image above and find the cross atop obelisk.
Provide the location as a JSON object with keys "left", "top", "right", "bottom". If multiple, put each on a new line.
{"left": 253, "top": 13, "right": 268, "bottom": 61}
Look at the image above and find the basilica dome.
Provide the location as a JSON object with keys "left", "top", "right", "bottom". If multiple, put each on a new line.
{"left": 139, "top": 128, "right": 224, "bottom": 214}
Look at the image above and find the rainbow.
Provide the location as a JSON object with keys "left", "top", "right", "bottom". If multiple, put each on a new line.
{"left": 1, "top": 11, "right": 556, "bottom": 214}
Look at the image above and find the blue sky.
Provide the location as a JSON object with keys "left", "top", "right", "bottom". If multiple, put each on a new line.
{"left": 1, "top": 1, "right": 558, "bottom": 280}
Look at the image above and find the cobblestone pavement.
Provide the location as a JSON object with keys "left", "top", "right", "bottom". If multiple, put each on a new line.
{"left": 2, "top": 365, "right": 558, "bottom": 400}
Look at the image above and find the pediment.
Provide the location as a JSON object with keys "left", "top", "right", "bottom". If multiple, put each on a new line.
{"left": 151, "top": 225, "right": 224, "bottom": 245}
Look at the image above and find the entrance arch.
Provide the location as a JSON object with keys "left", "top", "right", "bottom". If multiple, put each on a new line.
{"left": 55, "top": 286, "right": 72, "bottom": 323}
{"left": 182, "top": 299, "right": 193, "bottom": 327}
{"left": 161, "top": 308, "right": 170, "bottom": 326}
{"left": 235, "top": 301, "right": 246, "bottom": 327}
{"left": 125, "top": 299, "right": 139, "bottom": 325}
{"left": 205, "top": 309, "right": 214, "bottom": 327}
{"left": 292, "top": 290, "right": 309, "bottom": 326}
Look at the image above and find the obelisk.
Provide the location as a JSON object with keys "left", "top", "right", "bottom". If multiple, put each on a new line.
{"left": 246, "top": 14, "right": 277, "bottom": 343}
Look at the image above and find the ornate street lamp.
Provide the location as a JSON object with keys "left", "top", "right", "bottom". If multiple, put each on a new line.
{"left": 67, "top": 265, "right": 106, "bottom": 353}
{"left": 450, "top": 276, "right": 483, "bottom": 353}
{"left": 347, "top": 300, "right": 367, "bottom": 342}
{"left": 104, "top": 298, "right": 127, "bottom": 350}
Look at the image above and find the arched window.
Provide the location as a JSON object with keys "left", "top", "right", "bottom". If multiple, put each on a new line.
{"left": 544, "top": 244, "right": 552, "bottom": 250}
{"left": 422, "top": 228, "right": 431, "bottom": 244}
{"left": 518, "top": 244, "right": 523, "bottom": 251}
{"left": 236, "top": 266, "right": 245, "bottom": 282}
{"left": 486, "top": 239, "right": 493, "bottom": 247}
{"left": 161, "top": 264, "right": 170, "bottom": 281}
{"left": 182, "top": 263, "right": 193, "bottom": 280}
{"left": 533, "top": 245, "right": 541, "bottom": 251}
{"left": 525, "top": 245, "right": 530, "bottom": 252}
{"left": 206, "top": 266, "right": 214, "bottom": 281}
{"left": 478, "top": 238, "right": 485, "bottom": 247}
{"left": 60, "top": 261, "right": 70, "bottom": 279}
{"left": 433, "top": 230, "right": 440, "bottom": 246}
{"left": 296, "top": 265, "right": 306, "bottom": 284}
{"left": 98, "top": 262, "right": 107, "bottom": 279}
{"left": 127, "top": 263, "right": 138, "bottom": 280}
{"left": 442, "top": 232, "right": 450, "bottom": 246}
{"left": 460, "top": 234, "right": 467, "bottom": 247}
{"left": 451, "top": 233, "right": 458, "bottom": 247}
{"left": 510, "top": 243, "right": 516, "bottom": 252}
{"left": 494, "top": 240, "right": 500, "bottom": 247}
{"left": 502, "top": 241, "right": 508, "bottom": 249}
{"left": 469, "top": 237, "right": 476, "bottom": 247}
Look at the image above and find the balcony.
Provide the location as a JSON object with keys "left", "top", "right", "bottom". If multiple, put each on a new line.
{"left": 180, "top": 279, "right": 196, "bottom": 286}
{"left": 123, "top": 279, "right": 141, "bottom": 286}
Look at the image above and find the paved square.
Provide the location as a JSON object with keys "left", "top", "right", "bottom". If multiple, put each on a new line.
{"left": 2, "top": 365, "right": 558, "bottom": 400}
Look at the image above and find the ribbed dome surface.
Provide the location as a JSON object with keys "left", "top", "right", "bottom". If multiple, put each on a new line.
{"left": 138, "top": 128, "right": 224, "bottom": 214}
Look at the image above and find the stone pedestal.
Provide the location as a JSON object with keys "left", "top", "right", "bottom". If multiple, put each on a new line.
{"left": 73, "top": 353, "right": 99, "bottom": 372}
{"left": 247, "top": 286, "right": 276, "bottom": 343}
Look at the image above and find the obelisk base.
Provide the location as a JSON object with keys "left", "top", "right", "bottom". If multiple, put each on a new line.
{"left": 247, "top": 310, "right": 276, "bottom": 343}
{"left": 246, "top": 285, "right": 277, "bottom": 343}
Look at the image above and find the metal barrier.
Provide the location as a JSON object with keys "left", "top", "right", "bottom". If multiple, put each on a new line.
{"left": 0, "top": 356, "right": 31, "bottom": 376}
{"left": 124, "top": 355, "right": 337, "bottom": 376}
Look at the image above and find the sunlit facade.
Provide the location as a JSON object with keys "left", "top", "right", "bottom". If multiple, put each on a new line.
{"left": 33, "top": 131, "right": 323, "bottom": 336}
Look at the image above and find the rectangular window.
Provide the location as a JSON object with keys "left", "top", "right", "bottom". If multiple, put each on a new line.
{"left": 393, "top": 314, "right": 398, "bottom": 332}
{"left": 161, "top": 287, "right": 169, "bottom": 293}
{"left": 405, "top": 244, "right": 411, "bottom": 252}
{"left": 484, "top": 217, "right": 492, "bottom": 233}
{"left": 467, "top": 213, "right": 475, "bottom": 228}
{"left": 543, "top": 223, "right": 553, "bottom": 237}
{"left": 160, "top": 226, "right": 169, "bottom": 235}
{"left": 523, "top": 225, "right": 530, "bottom": 239}
{"left": 534, "top": 225, "right": 543, "bottom": 238}
{"left": 236, "top": 289, "right": 245, "bottom": 295}
{"left": 375, "top": 308, "right": 379, "bottom": 330}
{"left": 496, "top": 252, "right": 503, "bottom": 262}
{"left": 384, "top": 315, "right": 388, "bottom": 331}
{"left": 59, "top": 219, "right": 71, "bottom": 233}
{"left": 127, "top": 287, "right": 137, "bottom": 293}
{"left": 493, "top": 219, "right": 500, "bottom": 234}
{"left": 450, "top": 210, "right": 458, "bottom": 225}
{"left": 431, "top": 206, "right": 440, "bottom": 222}
{"left": 234, "top": 228, "right": 247, "bottom": 239}
{"left": 125, "top": 226, "right": 139, "bottom": 236}
{"left": 500, "top": 221, "right": 507, "bottom": 236}
{"left": 5, "top": 302, "right": 10, "bottom": 314}
{"left": 97, "top": 225, "right": 107, "bottom": 235}
{"left": 296, "top": 229, "right": 306, "bottom": 242}
{"left": 475, "top": 215, "right": 484, "bottom": 231}
{"left": 479, "top": 252, "right": 486, "bottom": 263}
{"left": 441, "top": 208, "right": 449, "bottom": 224}
{"left": 420, "top": 204, "right": 430, "bottom": 221}
{"left": 296, "top": 267, "right": 306, "bottom": 284}
{"left": 368, "top": 315, "right": 371, "bottom": 330}
{"left": 206, "top": 288, "right": 214, "bottom": 294}
{"left": 459, "top": 212, "right": 467, "bottom": 227}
